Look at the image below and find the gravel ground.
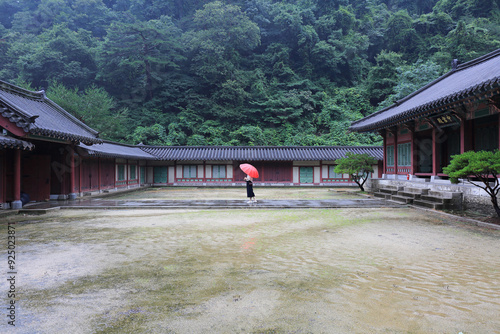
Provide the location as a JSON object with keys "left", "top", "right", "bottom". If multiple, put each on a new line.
{"left": 1, "top": 201, "right": 499, "bottom": 333}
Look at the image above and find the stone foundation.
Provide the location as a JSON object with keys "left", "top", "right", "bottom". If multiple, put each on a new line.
{"left": 368, "top": 177, "right": 499, "bottom": 215}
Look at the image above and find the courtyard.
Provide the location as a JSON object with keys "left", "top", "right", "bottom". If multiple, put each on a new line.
{"left": 1, "top": 188, "right": 500, "bottom": 333}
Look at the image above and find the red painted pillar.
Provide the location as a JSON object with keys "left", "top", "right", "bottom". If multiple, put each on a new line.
{"left": 126, "top": 159, "right": 129, "bottom": 186}
{"left": 382, "top": 133, "right": 387, "bottom": 175}
{"left": 69, "top": 146, "right": 76, "bottom": 199}
{"left": 432, "top": 127, "right": 438, "bottom": 175}
{"left": 460, "top": 120, "right": 465, "bottom": 154}
{"left": 410, "top": 129, "right": 416, "bottom": 175}
{"left": 12, "top": 150, "right": 22, "bottom": 209}
{"left": 79, "top": 158, "right": 82, "bottom": 193}
{"left": 98, "top": 158, "right": 102, "bottom": 191}
{"left": 393, "top": 129, "right": 398, "bottom": 175}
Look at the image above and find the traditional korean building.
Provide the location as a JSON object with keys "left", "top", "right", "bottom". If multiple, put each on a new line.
{"left": 0, "top": 79, "right": 383, "bottom": 209}
{"left": 137, "top": 145, "right": 383, "bottom": 186}
{"left": 0, "top": 80, "right": 101, "bottom": 208}
{"left": 349, "top": 48, "right": 500, "bottom": 180}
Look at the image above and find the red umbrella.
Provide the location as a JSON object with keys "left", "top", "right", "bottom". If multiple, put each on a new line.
{"left": 240, "top": 163, "right": 259, "bottom": 178}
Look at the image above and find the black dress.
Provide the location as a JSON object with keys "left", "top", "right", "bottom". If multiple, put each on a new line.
{"left": 246, "top": 180, "right": 255, "bottom": 198}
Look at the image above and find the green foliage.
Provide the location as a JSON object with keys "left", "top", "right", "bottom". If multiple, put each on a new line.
{"left": 334, "top": 152, "right": 377, "bottom": 191}
{"left": 378, "top": 60, "right": 443, "bottom": 109}
{"left": 443, "top": 150, "right": 500, "bottom": 216}
{"left": 127, "top": 123, "right": 168, "bottom": 145}
{"left": 365, "top": 51, "right": 405, "bottom": 105}
{"left": 46, "top": 82, "right": 128, "bottom": 140}
{"left": 443, "top": 151, "right": 500, "bottom": 184}
{"left": 0, "top": 0, "right": 498, "bottom": 146}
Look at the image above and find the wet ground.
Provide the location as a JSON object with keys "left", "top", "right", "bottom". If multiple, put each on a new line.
{"left": 1, "top": 188, "right": 500, "bottom": 333}
{"left": 19, "top": 187, "right": 402, "bottom": 211}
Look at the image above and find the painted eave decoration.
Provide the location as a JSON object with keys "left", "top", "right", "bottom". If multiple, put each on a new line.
{"left": 350, "top": 48, "right": 500, "bottom": 133}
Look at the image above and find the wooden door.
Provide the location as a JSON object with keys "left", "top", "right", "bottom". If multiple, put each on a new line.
{"left": 153, "top": 166, "right": 168, "bottom": 183}
{"left": 299, "top": 167, "right": 314, "bottom": 183}
{"left": 22, "top": 155, "right": 51, "bottom": 201}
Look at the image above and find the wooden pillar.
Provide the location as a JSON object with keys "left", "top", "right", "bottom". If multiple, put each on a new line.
{"left": 460, "top": 119, "right": 466, "bottom": 153}
{"left": 393, "top": 128, "right": 398, "bottom": 175}
{"left": 410, "top": 127, "right": 416, "bottom": 175}
{"left": 98, "top": 158, "right": 102, "bottom": 191}
{"left": 69, "top": 146, "right": 76, "bottom": 199}
{"left": 12, "top": 150, "right": 22, "bottom": 209}
{"left": 432, "top": 127, "right": 438, "bottom": 175}
{"left": 382, "top": 131, "right": 387, "bottom": 174}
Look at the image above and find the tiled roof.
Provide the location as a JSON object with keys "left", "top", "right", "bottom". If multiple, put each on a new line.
{"left": 0, "top": 80, "right": 101, "bottom": 144}
{"left": 78, "top": 141, "right": 157, "bottom": 160}
{"left": 140, "top": 145, "right": 383, "bottom": 161}
{"left": 0, "top": 135, "right": 34, "bottom": 150}
{"left": 350, "top": 48, "right": 500, "bottom": 132}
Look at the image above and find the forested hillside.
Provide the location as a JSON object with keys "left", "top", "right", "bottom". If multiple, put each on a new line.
{"left": 1, "top": 0, "right": 499, "bottom": 146}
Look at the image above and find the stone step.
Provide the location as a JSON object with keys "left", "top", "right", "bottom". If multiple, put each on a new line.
{"left": 397, "top": 191, "right": 421, "bottom": 199}
{"left": 379, "top": 188, "right": 399, "bottom": 195}
{"left": 412, "top": 199, "right": 445, "bottom": 210}
{"left": 391, "top": 195, "right": 414, "bottom": 204}
{"left": 374, "top": 192, "right": 392, "bottom": 200}
{"left": 428, "top": 190, "right": 462, "bottom": 200}
{"left": 403, "top": 187, "right": 429, "bottom": 195}
{"left": 420, "top": 195, "right": 452, "bottom": 204}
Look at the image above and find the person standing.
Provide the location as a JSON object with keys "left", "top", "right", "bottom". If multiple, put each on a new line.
{"left": 244, "top": 175, "right": 256, "bottom": 203}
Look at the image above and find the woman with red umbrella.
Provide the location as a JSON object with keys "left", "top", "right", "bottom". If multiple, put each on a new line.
{"left": 240, "top": 164, "right": 258, "bottom": 203}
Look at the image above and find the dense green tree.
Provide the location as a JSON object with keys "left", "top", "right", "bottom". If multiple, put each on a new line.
{"left": 378, "top": 60, "right": 442, "bottom": 109}
{"left": 184, "top": 1, "right": 260, "bottom": 84}
{"left": 1, "top": 0, "right": 499, "bottom": 146}
{"left": 47, "top": 82, "right": 129, "bottom": 140}
{"left": 99, "top": 15, "right": 183, "bottom": 102}
{"left": 443, "top": 20, "right": 500, "bottom": 62}
{"left": 334, "top": 152, "right": 377, "bottom": 191}
{"left": 434, "top": 0, "right": 499, "bottom": 20}
{"left": 365, "top": 50, "right": 404, "bottom": 105}
{"left": 444, "top": 151, "right": 500, "bottom": 217}
{"left": 127, "top": 123, "right": 168, "bottom": 145}
{"left": 4, "top": 24, "right": 97, "bottom": 88}
{"left": 385, "top": 10, "right": 421, "bottom": 58}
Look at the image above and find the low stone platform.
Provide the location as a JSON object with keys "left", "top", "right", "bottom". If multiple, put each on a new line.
{"left": 19, "top": 197, "right": 403, "bottom": 212}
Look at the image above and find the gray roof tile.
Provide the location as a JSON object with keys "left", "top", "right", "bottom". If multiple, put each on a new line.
{"left": 0, "top": 135, "right": 34, "bottom": 150}
{"left": 350, "top": 48, "right": 500, "bottom": 132}
{"left": 78, "top": 141, "right": 157, "bottom": 160}
{"left": 140, "top": 146, "right": 383, "bottom": 161}
{"left": 0, "top": 80, "right": 101, "bottom": 144}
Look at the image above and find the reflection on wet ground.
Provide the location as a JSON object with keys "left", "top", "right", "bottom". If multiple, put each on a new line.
{"left": 23, "top": 197, "right": 402, "bottom": 210}
{"left": 3, "top": 208, "right": 500, "bottom": 333}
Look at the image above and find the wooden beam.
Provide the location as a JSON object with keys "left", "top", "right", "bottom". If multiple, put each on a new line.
{"left": 0, "top": 114, "right": 27, "bottom": 137}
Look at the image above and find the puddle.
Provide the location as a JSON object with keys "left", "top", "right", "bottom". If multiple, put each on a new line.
{"left": 1, "top": 208, "right": 499, "bottom": 333}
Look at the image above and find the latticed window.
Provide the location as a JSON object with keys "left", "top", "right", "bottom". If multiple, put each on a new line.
{"left": 386, "top": 145, "right": 394, "bottom": 166}
{"left": 328, "top": 166, "right": 343, "bottom": 178}
{"left": 118, "top": 165, "right": 125, "bottom": 181}
{"left": 397, "top": 143, "right": 411, "bottom": 166}
{"left": 183, "top": 165, "right": 197, "bottom": 178}
{"left": 212, "top": 165, "right": 226, "bottom": 178}
{"left": 130, "top": 165, "right": 136, "bottom": 180}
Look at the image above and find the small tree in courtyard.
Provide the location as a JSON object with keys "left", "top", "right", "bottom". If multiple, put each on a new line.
{"left": 443, "top": 150, "right": 500, "bottom": 217}
{"left": 334, "top": 152, "right": 377, "bottom": 192}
